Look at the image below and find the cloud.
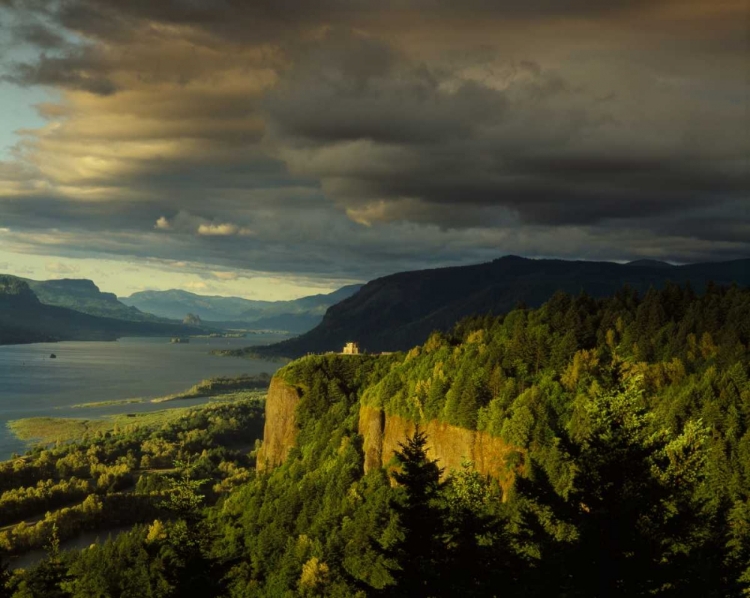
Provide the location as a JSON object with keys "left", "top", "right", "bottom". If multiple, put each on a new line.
{"left": 155, "top": 216, "right": 171, "bottom": 230}
{"left": 0, "top": 0, "right": 745, "bottom": 285}
{"left": 2, "top": 50, "right": 119, "bottom": 96}
{"left": 12, "top": 23, "right": 68, "bottom": 49}
{"left": 196, "top": 223, "right": 252, "bottom": 237}
{"left": 210, "top": 271, "right": 240, "bottom": 280}
{"left": 45, "top": 261, "right": 80, "bottom": 275}
{"left": 154, "top": 213, "right": 253, "bottom": 237}
{"left": 266, "top": 31, "right": 749, "bottom": 230}
{"left": 184, "top": 281, "right": 210, "bottom": 291}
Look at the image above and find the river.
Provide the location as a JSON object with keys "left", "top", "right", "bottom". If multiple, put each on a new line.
{"left": 0, "top": 335, "right": 287, "bottom": 459}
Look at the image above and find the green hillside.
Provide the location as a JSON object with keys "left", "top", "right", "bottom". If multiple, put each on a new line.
{"left": 4, "top": 284, "right": 749, "bottom": 596}
{"left": 254, "top": 255, "right": 750, "bottom": 357}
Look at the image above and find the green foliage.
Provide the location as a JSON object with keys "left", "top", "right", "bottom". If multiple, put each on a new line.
{"left": 149, "top": 374, "right": 270, "bottom": 403}
{"left": 5, "top": 284, "right": 750, "bottom": 597}
{"left": 513, "top": 379, "right": 717, "bottom": 596}
{"left": 205, "top": 354, "right": 400, "bottom": 597}
{"left": 0, "top": 278, "right": 37, "bottom": 300}
{"left": 160, "top": 463, "right": 206, "bottom": 520}
{"left": 0, "top": 398, "right": 264, "bottom": 558}
{"left": 387, "top": 429, "right": 445, "bottom": 596}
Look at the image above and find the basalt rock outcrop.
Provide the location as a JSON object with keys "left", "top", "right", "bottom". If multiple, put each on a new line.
{"left": 258, "top": 376, "right": 518, "bottom": 487}
{"left": 358, "top": 404, "right": 517, "bottom": 487}
{"left": 256, "top": 377, "right": 304, "bottom": 471}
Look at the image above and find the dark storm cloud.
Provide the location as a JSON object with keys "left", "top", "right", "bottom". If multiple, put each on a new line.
{"left": 265, "top": 32, "right": 748, "bottom": 231}
{"left": 0, "top": 193, "right": 154, "bottom": 230}
{"left": 2, "top": 49, "right": 117, "bottom": 95}
{"left": 0, "top": 0, "right": 747, "bottom": 282}
{"left": 13, "top": 0, "right": 665, "bottom": 45}
{"left": 266, "top": 34, "right": 508, "bottom": 146}
{"left": 12, "top": 23, "right": 67, "bottom": 48}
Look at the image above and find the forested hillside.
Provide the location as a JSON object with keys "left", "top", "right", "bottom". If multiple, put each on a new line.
{"left": 0, "top": 392, "right": 266, "bottom": 596}
{"left": 254, "top": 255, "right": 750, "bottom": 357}
{"left": 3, "top": 283, "right": 750, "bottom": 597}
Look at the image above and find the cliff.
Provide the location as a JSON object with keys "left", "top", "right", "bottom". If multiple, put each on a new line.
{"left": 359, "top": 405, "right": 517, "bottom": 490}
{"left": 258, "top": 375, "right": 518, "bottom": 487}
{"left": 256, "top": 377, "right": 303, "bottom": 471}
{"left": 24, "top": 277, "right": 166, "bottom": 322}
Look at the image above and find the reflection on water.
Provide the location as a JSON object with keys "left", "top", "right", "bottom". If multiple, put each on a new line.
{"left": 0, "top": 335, "right": 287, "bottom": 458}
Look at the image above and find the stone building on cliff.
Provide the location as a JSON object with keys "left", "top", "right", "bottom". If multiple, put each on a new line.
{"left": 342, "top": 342, "right": 360, "bottom": 355}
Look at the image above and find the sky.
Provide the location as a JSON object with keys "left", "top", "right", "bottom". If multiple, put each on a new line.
{"left": 0, "top": 0, "right": 747, "bottom": 300}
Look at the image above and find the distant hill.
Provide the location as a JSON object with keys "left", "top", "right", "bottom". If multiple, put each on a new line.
{"left": 0, "top": 276, "right": 205, "bottom": 345}
{"left": 22, "top": 277, "right": 167, "bottom": 322}
{"left": 121, "top": 289, "right": 260, "bottom": 321}
{"left": 254, "top": 256, "right": 750, "bottom": 357}
{"left": 121, "top": 284, "right": 362, "bottom": 333}
{"left": 237, "top": 313, "right": 323, "bottom": 334}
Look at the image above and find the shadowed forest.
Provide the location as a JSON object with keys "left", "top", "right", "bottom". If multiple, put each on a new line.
{"left": 2, "top": 283, "right": 750, "bottom": 597}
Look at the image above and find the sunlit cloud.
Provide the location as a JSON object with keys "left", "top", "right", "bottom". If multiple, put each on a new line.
{"left": 211, "top": 271, "right": 241, "bottom": 281}
{"left": 45, "top": 261, "right": 80, "bottom": 275}
{"left": 0, "top": 0, "right": 745, "bottom": 293}
{"left": 184, "top": 281, "right": 210, "bottom": 292}
{"left": 155, "top": 216, "right": 171, "bottom": 230}
{"left": 196, "top": 223, "right": 252, "bottom": 237}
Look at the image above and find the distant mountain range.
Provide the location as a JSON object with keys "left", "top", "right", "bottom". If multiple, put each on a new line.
{"left": 254, "top": 256, "right": 750, "bottom": 357}
{"left": 0, "top": 276, "right": 203, "bottom": 345}
{"left": 6, "top": 257, "right": 748, "bottom": 349}
{"left": 0, "top": 274, "right": 362, "bottom": 345}
{"left": 121, "top": 285, "right": 362, "bottom": 333}
{"left": 25, "top": 278, "right": 167, "bottom": 323}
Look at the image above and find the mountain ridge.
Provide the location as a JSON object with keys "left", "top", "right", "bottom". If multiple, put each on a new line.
{"left": 253, "top": 255, "right": 750, "bottom": 357}
{"left": 0, "top": 276, "right": 205, "bottom": 345}
{"left": 121, "top": 284, "right": 363, "bottom": 332}
{"left": 19, "top": 277, "right": 168, "bottom": 323}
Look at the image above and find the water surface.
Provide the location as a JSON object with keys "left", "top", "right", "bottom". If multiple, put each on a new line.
{"left": 0, "top": 335, "right": 286, "bottom": 458}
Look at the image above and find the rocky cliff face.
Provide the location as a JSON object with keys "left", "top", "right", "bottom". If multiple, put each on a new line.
{"left": 256, "top": 377, "right": 302, "bottom": 471}
{"left": 259, "top": 375, "right": 518, "bottom": 488}
{"left": 0, "top": 277, "right": 39, "bottom": 305}
{"left": 359, "top": 405, "right": 517, "bottom": 489}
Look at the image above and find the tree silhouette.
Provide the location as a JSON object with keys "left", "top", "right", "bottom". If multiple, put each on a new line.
{"left": 389, "top": 428, "right": 446, "bottom": 596}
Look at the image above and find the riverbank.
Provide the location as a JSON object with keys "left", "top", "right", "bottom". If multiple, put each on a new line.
{"left": 8, "top": 375, "right": 270, "bottom": 446}
{"left": 0, "top": 335, "right": 287, "bottom": 458}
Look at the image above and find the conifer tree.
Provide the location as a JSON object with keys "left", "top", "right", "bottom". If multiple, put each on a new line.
{"left": 389, "top": 429, "right": 446, "bottom": 596}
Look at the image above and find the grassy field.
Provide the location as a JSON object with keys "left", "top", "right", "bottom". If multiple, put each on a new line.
{"left": 7, "top": 374, "right": 271, "bottom": 446}
{"left": 7, "top": 408, "right": 198, "bottom": 445}
{"left": 8, "top": 417, "right": 109, "bottom": 444}
{"left": 149, "top": 373, "right": 270, "bottom": 403}
{"left": 151, "top": 389, "right": 266, "bottom": 404}
{"left": 7, "top": 395, "right": 269, "bottom": 446}
{"left": 70, "top": 398, "right": 145, "bottom": 409}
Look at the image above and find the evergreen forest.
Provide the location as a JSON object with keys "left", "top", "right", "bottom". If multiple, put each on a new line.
{"left": 2, "top": 283, "right": 750, "bottom": 597}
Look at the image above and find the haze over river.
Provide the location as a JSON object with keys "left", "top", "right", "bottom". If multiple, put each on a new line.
{"left": 0, "top": 335, "right": 286, "bottom": 459}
